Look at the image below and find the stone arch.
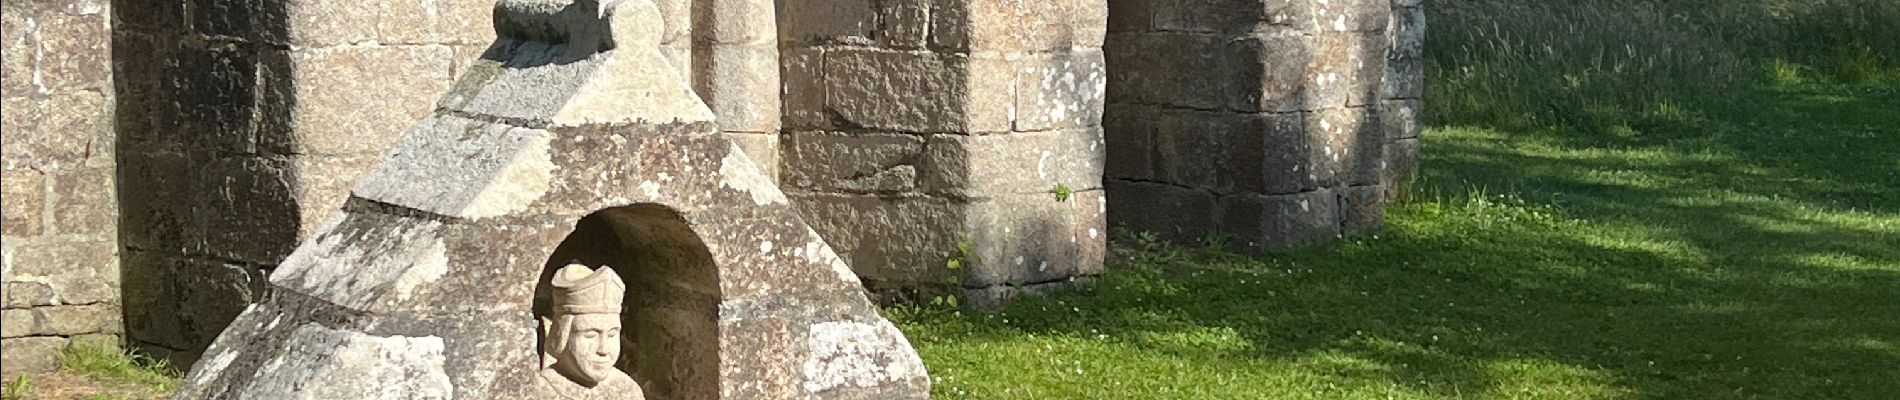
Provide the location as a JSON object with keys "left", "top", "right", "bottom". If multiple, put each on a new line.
{"left": 536, "top": 204, "right": 719, "bottom": 400}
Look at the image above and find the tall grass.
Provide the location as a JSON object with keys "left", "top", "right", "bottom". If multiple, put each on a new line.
{"left": 1425, "top": 0, "right": 1900, "bottom": 131}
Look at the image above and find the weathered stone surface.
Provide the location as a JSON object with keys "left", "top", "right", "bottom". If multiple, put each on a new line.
{"left": 704, "top": 44, "right": 782, "bottom": 133}
{"left": 925, "top": 129, "right": 1106, "bottom": 197}
{"left": 5, "top": 304, "right": 122, "bottom": 337}
{"left": 1219, "top": 111, "right": 1315, "bottom": 195}
{"left": 1382, "top": 5, "right": 1426, "bottom": 100}
{"left": 1, "top": 169, "right": 44, "bottom": 236}
{"left": 36, "top": 11, "right": 111, "bottom": 92}
{"left": 1, "top": 337, "right": 68, "bottom": 377}
{"left": 1378, "top": 99, "right": 1422, "bottom": 140}
{"left": 781, "top": 132, "right": 929, "bottom": 194}
{"left": 790, "top": 193, "right": 962, "bottom": 286}
{"left": 5, "top": 241, "right": 119, "bottom": 306}
{"left": 1382, "top": 137, "right": 1421, "bottom": 200}
{"left": 180, "top": 2, "right": 929, "bottom": 398}
{"left": 1338, "top": 184, "right": 1385, "bottom": 235}
{"left": 1218, "top": 189, "right": 1340, "bottom": 250}
{"left": 1014, "top": 51, "right": 1108, "bottom": 132}
{"left": 1228, "top": 32, "right": 1311, "bottom": 113}
{"left": 1102, "top": 104, "right": 1157, "bottom": 181}
{"left": 1106, "top": 180, "right": 1217, "bottom": 244}
{"left": 280, "top": 46, "right": 454, "bottom": 156}
{"left": 50, "top": 167, "right": 116, "bottom": 236}
{"left": 821, "top": 49, "right": 969, "bottom": 133}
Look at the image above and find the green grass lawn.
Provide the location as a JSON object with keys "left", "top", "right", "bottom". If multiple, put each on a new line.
{"left": 892, "top": 83, "right": 1900, "bottom": 399}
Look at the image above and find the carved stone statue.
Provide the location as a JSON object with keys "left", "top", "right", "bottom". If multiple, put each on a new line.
{"left": 535, "top": 264, "right": 646, "bottom": 400}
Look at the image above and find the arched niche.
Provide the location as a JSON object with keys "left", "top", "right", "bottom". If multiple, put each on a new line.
{"left": 534, "top": 204, "right": 719, "bottom": 400}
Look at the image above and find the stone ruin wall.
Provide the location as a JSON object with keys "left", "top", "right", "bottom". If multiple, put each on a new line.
{"left": 1104, "top": 0, "right": 1424, "bottom": 249}
{"left": 776, "top": 0, "right": 1110, "bottom": 305}
{"left": 109, "top": 0, "right": 494, "bottom": 366}
{"left": 1, "top": 0, "right": 121, "bottom": 376}
{"left": 0, "top": 0, "right": 1424, "bottom": 375}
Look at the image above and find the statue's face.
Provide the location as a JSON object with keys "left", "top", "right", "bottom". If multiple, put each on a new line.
{"left": 556, "top": 313, "right": 622, "bottom": 386}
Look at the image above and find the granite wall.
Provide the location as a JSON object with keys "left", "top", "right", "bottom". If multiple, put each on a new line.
{"left": 110, "top": 0, "right": 493, "bottom": 366}
{"left": 1, "top": 0, "right": 121, "bottom": 377}
{"left": 1102, "top": 0, "right": 1424, "bottom": 250}
{"left": 777, "top": 0, "right": 1110, "bottom": 305}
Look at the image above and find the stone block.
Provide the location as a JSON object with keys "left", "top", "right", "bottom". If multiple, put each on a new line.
{"left": 704, "top": 45, "right": 781, "bottom": 134}
{"left": 704, "top": 0, "right": 777, "bottom": 46}
{"left": 1, "top": 336, "right": 67, "bottom": 376}
{"left": 1382, "top": 5, "right": 1426, "bottom": 100}
{"left": 5, "top": 241, "right": 119, "bottom": 306}
{"left": 1073, "top": 0, "right": 1110, "bottom": 49}
{"left": 872, "top": 0, "right": 932, "bottom": 48}
{"left": 176, "top": 43, "right": 257, "bottom": 154}
{"left": 1105, "top": 180, "right": 1217, "bottom": 244}
{"left": 36, "top": 11, "right": 110, "bottom": 92}
{"left": 1344, "top": 33, "right": 1390, "bottom": 108}
{"left": 780, "top": 47, "right": 828, "bottom": 130}
{"left": 727, "top": 133, "right": 780, "bottom": 184}
{"left": 380, "top": 0, "right": 496, "bottom": 45}
{"left": 174, "top": 259, "right": 266, "bottom": 347}
{"left": 956, "top": 0, "right": 1079, "bottom": 52}
{"left": 966, "top": 55, "right": 1017, "bottom": 134}
{"left": 962, "top": 192, "right": 1094, "bottom": 287}
{"left": 1151, "top": 109, "right": 1224, "bottom": 189}
{"left": 22, "top": 304, "right": 122, "bottom": 336}
{"left": 49, "top": 167, "right": 116, "bottom": 236}
{"left": 1013, "top": 50, "right": 1107, "bottom": 132}
{"left": 1, "top": 309, "right": 31, "bottom": 338}
{"left": 781, "top": 131, "right": 928, "bottom": 194}
{"left": 120, "top": 251, "right": 191, "bottom": 350}
{"left": 116, "top": 151, "right": 191, "bottom": 251}
{"left": 111, "top": 33, "right": 183, "bottom": 152}
{"left": 114, "top": 0, "right": 186, "bottom": 32}
{"left": 1378, "top": 99, "right": 1421, "bottom": 140}
{"left": 4, "top": 282, "right": 58, "bottom": 309}
{"left": 923, "top": 129, "right": 1106, "bottom": 197}
{"left": 2, "top": 91, "right": 107, "bottom": 170}
{"left": 822, "top": 49, "right": 970, "bottom": 133}
{"left": 2, "top": 8, "right": 36, "bottom": 96}
{"left": 1337, "top": 184, "right": 1384, "bottom": 235}
{"left": 1309, "top": 0, "right": 1390, "bottom": 33}
{"left": 1219, "top": 111, "right": 1314, "bottom": 195}
{"left": 790, "top": 193, "right": 962, "bottom": 285}
{"left": 291, "top": 154, "right": 380, "bottom": 240}
{"left": 1, "top": 169, "right": 44, "bottom": 236}
{"left": 1309, "top": 106, "right": 1384, "bottom": 187}
{"left": 1228, "top": 32, "right": 1311, "bottom": 113}
{"left": 1382, "top": 137, "right": 1420, "bottom": 200}
{"left": 192, "top": 156, "right": 299, "bottom": 264}
{"left": 1217, "top": 189, "right": 1339, "bottom": 250}
{"left": 1102, "top": 103, "right": 1157, "bottom": 181}
{"left": 1106, "top": 0, "right": 1153, "bottom": 33}
{"left": 283, "top": 0, "right": 378, "bottom": 46}
{"left": 1105, "top": 33, "right": 1227, "bottom": 110}
{"left": 278, "top": 45, "right": 454, "bottom": 156}
{"left": 776, "top": 0, "right": 876, "bottom": 45}
{"left": 189, "top": 0, "right": 258, "bottom": 39}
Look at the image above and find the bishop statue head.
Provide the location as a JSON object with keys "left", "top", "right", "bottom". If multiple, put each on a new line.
{"left": 543, "top": 263, "right": 627, "bottom": 387}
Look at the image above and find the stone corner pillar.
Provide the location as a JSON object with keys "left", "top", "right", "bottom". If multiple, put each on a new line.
{"left": 777, "top": 0, "right": 1109, "bottom": 306}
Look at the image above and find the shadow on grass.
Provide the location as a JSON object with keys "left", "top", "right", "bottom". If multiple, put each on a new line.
{"left": 899, "top": 84, "right": 1900, "bottom": 399}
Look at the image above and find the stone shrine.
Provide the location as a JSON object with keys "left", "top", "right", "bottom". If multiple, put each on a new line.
{"left": 169, "top": 0, "right": 928, "bottom": 398}
{"left": 0, "top": 0, "right": 1424, "bottom": 376}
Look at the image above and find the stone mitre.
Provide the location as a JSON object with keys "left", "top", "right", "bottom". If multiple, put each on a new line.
{"left": 551, "top": 264, "right": 626, "bottom": 315}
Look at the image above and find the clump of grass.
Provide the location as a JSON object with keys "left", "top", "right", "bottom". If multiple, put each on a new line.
{"left": 55, "top": 344, "right": 179, "bottom": 393}
{"left": 1426, "top": 0, "right": 1900, "bottom": 132}
{"left": 2, "top": 376, "right": 32, "bottom": 400}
